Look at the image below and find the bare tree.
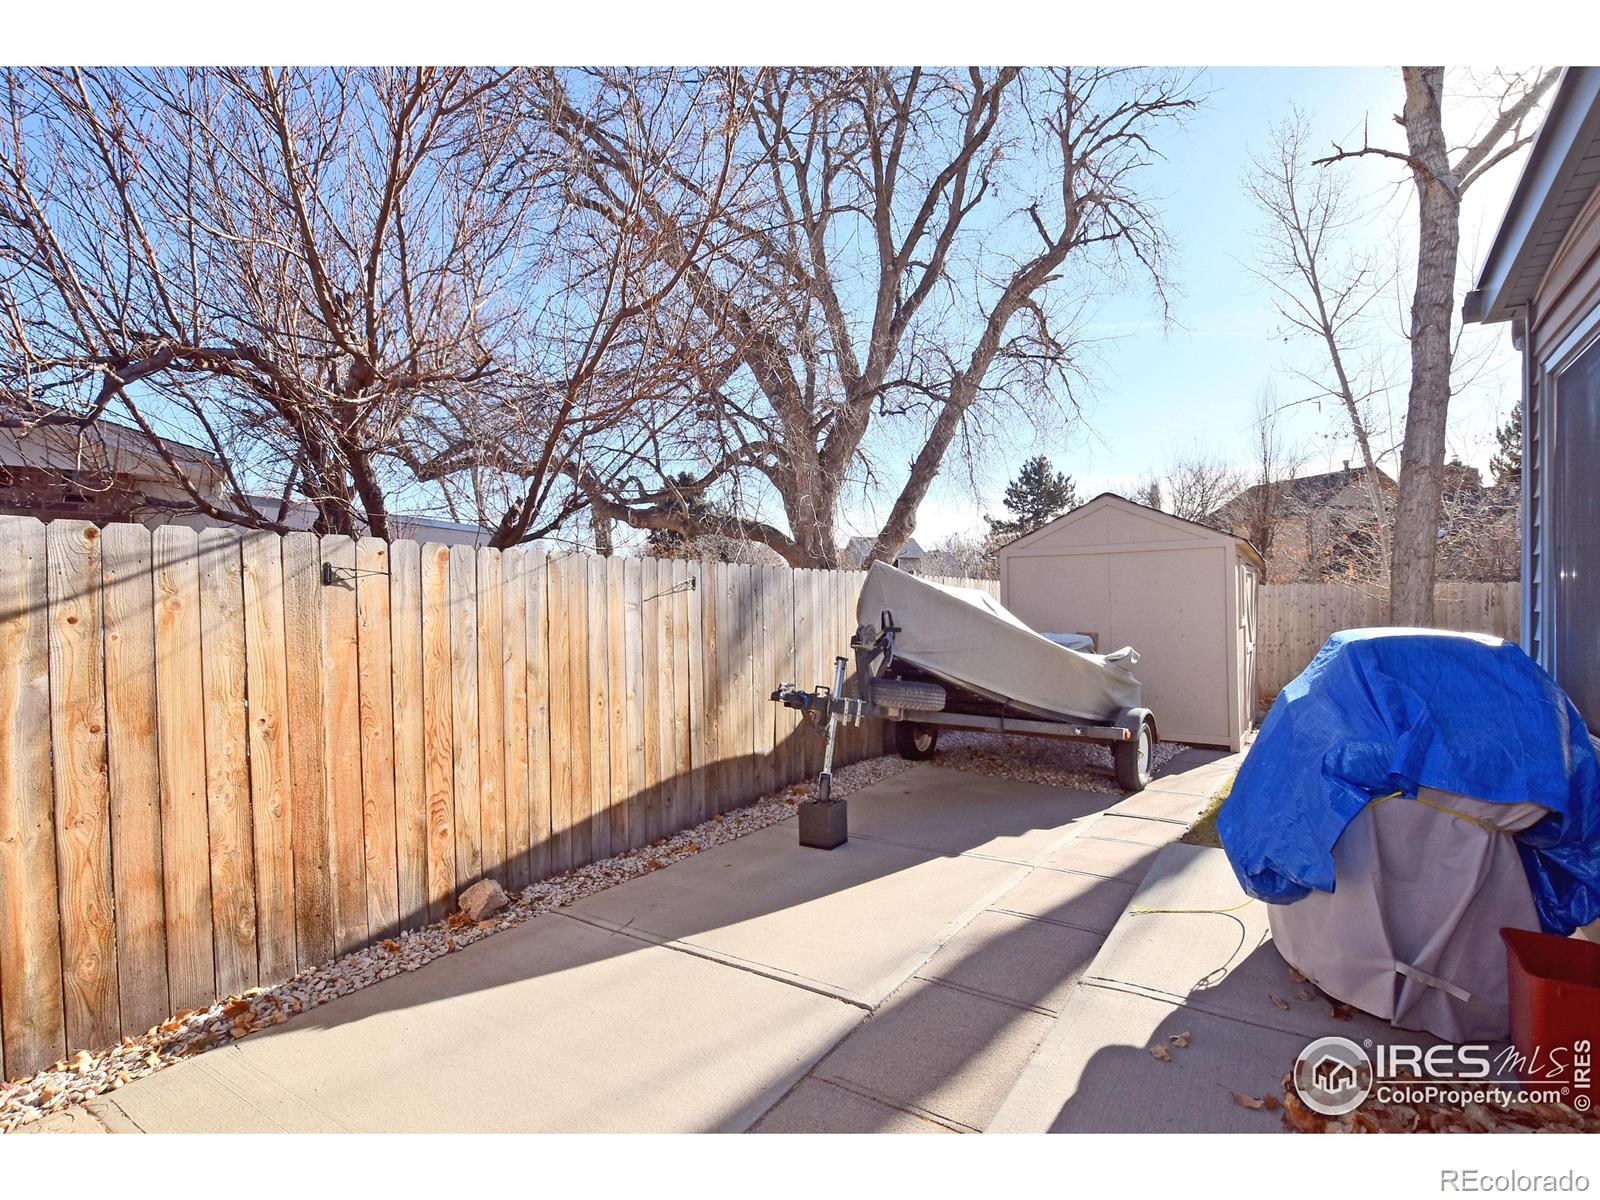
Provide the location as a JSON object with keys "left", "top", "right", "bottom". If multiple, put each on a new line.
{"left": 1126, "top": 474, "right": 1164, "bottom": 511}
{"left": 0, "top": 67, "right": 548, "bottom": 535}
{"left": 1243, "top": 111, "right": 1394, "bottom": 560}
{"left": 535, "top": 67, "right": 1197, "bottom": 566}
{"left": 1229, "top": 384, "right": 1305, "bottom": 578}
{"left": 396, "top": 68, "right": 763, "bottom": 550}
{"left": 1160, "top": 445, "right": 1241, "bottom": 524}
{"left": 1315, "top": 67, "right": 1558, "bottom": 622}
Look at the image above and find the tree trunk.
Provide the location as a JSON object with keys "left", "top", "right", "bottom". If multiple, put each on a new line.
{"left": 1389, "top": 67, "right": 1458, "bottom": 626}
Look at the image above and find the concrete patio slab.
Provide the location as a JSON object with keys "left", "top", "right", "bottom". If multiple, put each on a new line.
{"left": 565, "top": 816, "right": 1029, "bottom": 1007}
{"left": 809, "top": 977, "right": 1054, "bottom": 1132}
{"left": 916, "top": 909, "right": 1103, "bottom": 1016}
{"left": 988, "top": 983, "right": 1298, "bottom": 1133}
{"left": 751, "top": 1077, "right": 955, "bottom": 1133}
{"left": 87, "top": 911, "right": 862, "bottom": 1133}
{"left": 1107, "top": 787, "right": 1217, "bottom": 825}
{"left": 843, "top": 764, "right": 1116, "bottom": 864}
{"left": 1080, "top": 844, "right": 1373, "bottom": 1038}
{"left": 1037, "top": 833, "right": 1164, "bottom": 883}
{"left": 1078, "top": 813, "right": 1182, "bottom": 847}
{"left": 989, "top": 866, "right": 1139, "bottom": 935}
{"left": 991, "top": 842, "right": 1417, "bottom": 1134}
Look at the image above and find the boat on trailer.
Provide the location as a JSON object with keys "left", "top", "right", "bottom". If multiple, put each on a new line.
{"left": 771, "top": 562, "right": 1158, "bottom": 848}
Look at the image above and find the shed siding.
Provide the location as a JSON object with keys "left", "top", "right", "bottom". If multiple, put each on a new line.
{"left": 998, "top": 496, "right": 1255, "bottom": 750}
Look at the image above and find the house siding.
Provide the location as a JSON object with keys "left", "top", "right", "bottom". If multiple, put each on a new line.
{"left": 1529, "top": 176, "right": 1600, "bottom": 723}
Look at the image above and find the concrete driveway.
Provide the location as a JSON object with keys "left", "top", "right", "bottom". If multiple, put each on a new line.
{"left": 28, "top": 748, "right": 1237, "bottom": 1134}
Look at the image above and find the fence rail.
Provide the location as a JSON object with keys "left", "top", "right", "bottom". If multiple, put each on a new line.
{"left": 1257, "top": 580, "right": 1522, "bottom": 698}
{"left": 0, "top": 515, "right": 998, "bottom": 1077}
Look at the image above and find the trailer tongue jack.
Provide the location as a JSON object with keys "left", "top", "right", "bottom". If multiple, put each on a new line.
{"left": 771, "top": 655, "right": 864, "bottom": 849}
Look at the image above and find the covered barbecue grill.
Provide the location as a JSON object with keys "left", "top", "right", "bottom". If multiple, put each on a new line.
{"left": 772, "top": 563, "right": 1156, "bottom": 848}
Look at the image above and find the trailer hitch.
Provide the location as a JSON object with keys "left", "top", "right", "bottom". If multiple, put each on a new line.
{"left": 770, "top": 656, "right": 856, "bottom": 849}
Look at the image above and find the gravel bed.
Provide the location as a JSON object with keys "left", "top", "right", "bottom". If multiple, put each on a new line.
{"left": 930, "top": 730, "right": 1189, "bottom": 791}
{"left": 0, "top": 754, "right": 913, "bottom": 1134}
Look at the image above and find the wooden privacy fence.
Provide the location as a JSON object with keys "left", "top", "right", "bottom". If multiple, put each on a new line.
{"left": 0, "top": 515, "right": 998, "bottom": 1078}
{"left": 1257, "top": 580, "right": 1522, "bottom": 697}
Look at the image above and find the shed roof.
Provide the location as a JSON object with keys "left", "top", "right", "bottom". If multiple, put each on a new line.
{"left": 996, "top": 492, "right": 1263, "bottom": 567}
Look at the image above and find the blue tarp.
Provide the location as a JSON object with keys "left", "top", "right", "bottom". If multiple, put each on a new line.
{"left": 1218, "top": 628, "right": 1600, "bottom": 935}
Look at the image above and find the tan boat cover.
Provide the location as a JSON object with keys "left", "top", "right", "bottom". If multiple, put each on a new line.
{"left": 855, "top": 562, "right": 1141, "bottom": 722}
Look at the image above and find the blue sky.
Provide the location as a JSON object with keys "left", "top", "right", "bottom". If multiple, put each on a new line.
{"left": 847, "top": 67, "right": 1530, "bottom": 547}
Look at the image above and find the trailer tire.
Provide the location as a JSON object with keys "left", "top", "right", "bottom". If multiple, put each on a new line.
{"left": 872, "top": 679, "right": 946, "bottom": 713}
{"left": 1112, "top": 720, "right": 1154, "bottom": 792}
{"left": 894, "top": 722, "right": 940, "bottom": 760}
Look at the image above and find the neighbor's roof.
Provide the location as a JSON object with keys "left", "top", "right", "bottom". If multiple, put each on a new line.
{"left": 0, "top": 402, "right": 223, "bottom": 479}
{"left": 1464, "top": 67, "right": 1600, "bottom": 326}
{"left": 1220, "top": 466, "right": 1395, "bottom": 516}
{"left": 842, "top": 535, "right": 922, "bottom": 567}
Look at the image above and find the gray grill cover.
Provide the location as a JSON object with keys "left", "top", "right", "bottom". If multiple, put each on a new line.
{"left": 1268, "top": 788, "right": 1546, "bottom": 1041}
{"left": 856, "top": 562, "right": 1141, "bottom": 723}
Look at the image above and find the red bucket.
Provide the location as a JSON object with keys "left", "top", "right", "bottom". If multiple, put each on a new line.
{"left": 1500, "top": 927, "right": 1599, "bottom": 1110}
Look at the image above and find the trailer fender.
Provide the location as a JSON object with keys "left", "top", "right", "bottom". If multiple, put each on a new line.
{"left": 1116, "top": 707, "right": 1157, "bottom": 744}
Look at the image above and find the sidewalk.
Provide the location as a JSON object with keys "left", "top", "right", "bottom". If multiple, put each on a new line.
{"left": 22, "top": 746, "right": 1243, "bottom": 1134}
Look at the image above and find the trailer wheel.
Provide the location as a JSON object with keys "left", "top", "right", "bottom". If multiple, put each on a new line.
{"left": 1112, "top": 720, "right": 1154, "bottom": 792}
{"left": 894, "top": 722, "right": 940, "bottom": 760}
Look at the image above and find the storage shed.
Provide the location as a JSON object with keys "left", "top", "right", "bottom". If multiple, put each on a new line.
{"left": 996, "top": 493, "right": 1262, "bottom": 750}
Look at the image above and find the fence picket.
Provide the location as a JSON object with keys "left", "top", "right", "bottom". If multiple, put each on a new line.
{"left": 282, "top": 533, "right": 333, "bottom": 968}
{"left": 419, "top": 543, "right": 456, "bottom": 921}
{"left": 356, "top": 537, "right": 400, "bottom": 940}
{"left": 240, "top": 530, "right": 294, "bottom": 983}
{"left": 388, "top": 540, "right": 428, "bottom": 928}
{"left": 101, "top": 523, "right": 169, "bottom": 1031}
{"left": 0, "top": 518, "right": 65, "bottom": 1076}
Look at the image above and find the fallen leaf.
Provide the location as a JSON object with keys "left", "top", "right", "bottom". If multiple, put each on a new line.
{"left": 380, "top": 939, "right": 401, "bottom": 954}
{"left": 1288, "top": 966, "right": 1308, "bottom": 984}
{"left": 1296, "top": 989, "right": 1315, "bottom": 1001}
{"left": 1169, "top": 1030, "right": 1192, "bottom": 1048}
{"left": 221, "top": 998, "right": 252, "bottom": 1019}
{"left": 1150, "top": 1044, "right": 1172, "bottom": 1062}
{"left": 1330, "top": 1003, "right": 1354, "bottom": 1021}
{"left": 1262, "top": 1092, "right": 1282, "bottom": 1111}
{"left": 1269, "top": 993, "right": 1290, "bottom": 1010}
{"left": 1232, "top": 1090, "right": 1266, "bottom": 1110}
{"left": 70, "top": 1050, "right": 93, "bottom": 1071}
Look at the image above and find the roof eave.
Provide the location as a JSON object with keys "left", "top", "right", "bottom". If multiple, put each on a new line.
{"left": 1467, "top": 67, "right": 1600, "bottom": 326}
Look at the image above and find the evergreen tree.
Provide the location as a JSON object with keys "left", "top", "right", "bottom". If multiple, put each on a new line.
{"left": 1490, "top": 405, "right": 1522, "bottom": 489}
{"left": 985, "top": 456, "right": 1079, "bottom": 541}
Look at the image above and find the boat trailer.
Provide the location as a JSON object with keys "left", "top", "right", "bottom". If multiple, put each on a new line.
{"left": 772, "top": 614, "right": 1156, "bottom": 849}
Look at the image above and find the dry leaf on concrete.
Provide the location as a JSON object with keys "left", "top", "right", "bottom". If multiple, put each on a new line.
{"left": 1269, "top": 994, "right": 1290, "bottom": 1010}
{"left": 1169, "top": 1030, "right": 1192, "bottom": 1048}
{"left": 1150, "top": 1044, "right": 1173, "bottom": 1062}
{"left": 1232, "top": 1091, "right": 1266, "bottom": 1110}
